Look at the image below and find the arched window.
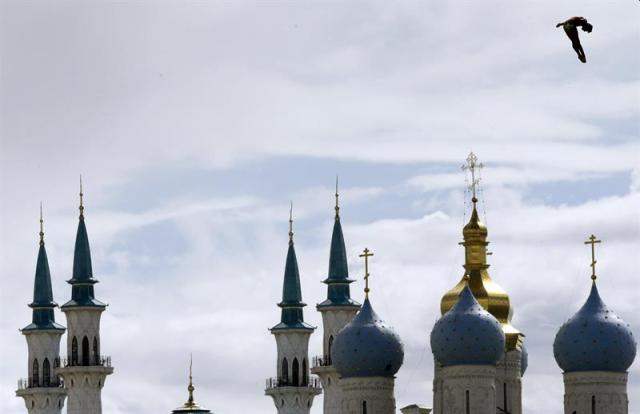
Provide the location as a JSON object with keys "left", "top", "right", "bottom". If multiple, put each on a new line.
{"left": 93, "top": 337, "right": 99, "bottom": 365}
{"left": 292, "top": 358, "right": 300, "bottom": 386}
{"left": 465, "top": 390, "right": 470, "bottom": 414}
{"left": 71, "top": 337, "right": 78, "bottom": 366}
{"left": 32, "top": 359, "right": 39, "bottom": 387}
{"left": 362, "top": 401, "right": 367, "bottom": 414}
{"left": 302, "top": 358, "right": 308, "bottom": 386}
{"left": 592, "top": 395, "right": 596, "bottom": 414}
{"left": 503, "top": 382, "right": 508, "bottom": 411}
{"left": 281, "top": 358, "right": 289, "bottom": 385}
{"left": 328, "top": 336, "right": 334, "bottom": 364}
{"left": 82, "top": 336, "right": 90, "bottom": 366}
{"left": 43, "top": 358, "right": 51, "bottom": 387}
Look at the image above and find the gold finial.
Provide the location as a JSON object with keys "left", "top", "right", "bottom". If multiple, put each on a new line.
{"left": 39, "top": 202, "right": 45, "bottom": 245}
{"left": 288, "top": 201, "right": 294, "bottom": 245}
{"left": 359, "top": 248, "right": 374, "bottom": 298}
{"left": 462, "top": 152, "right": 483, "bottom": 203}
{"left": 335, "top": 176, "right": 340, "bottom": 219}
{"left": 79, "top": 175, "right": 85, "bottom": 217}
{"left": 584, "top": 234, "right": 602, "bottom": 282}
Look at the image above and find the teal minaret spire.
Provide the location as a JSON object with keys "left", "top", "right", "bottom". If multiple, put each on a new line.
{"left": 272, "top": 203, "right": 313, "bottom": 331}
{"left": 24, "top": 205, "right": 65, "bottom": 332}
{"left": 318, "top": 178, "right": 359, "bottom": 309}
{"left": 62, "top": 179, "right": 105, "bottom": 308}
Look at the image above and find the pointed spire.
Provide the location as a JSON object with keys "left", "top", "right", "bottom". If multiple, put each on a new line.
{"left": 63, "top": 181, "right": 105, "bottom": 309}
{"left": 172, "top": 354, "right": 210, "bottom": 413}
{"left": 187, "top": 354, "right": 195, "bottom": 406}
{"left": 24, "top": 207, "right": 64, "bottom": 332}
{"left": 335, "top": 176, "right": 340, "bottom": 220}
{"left": 271, "top": 205, "right": 313, "bottom": 331}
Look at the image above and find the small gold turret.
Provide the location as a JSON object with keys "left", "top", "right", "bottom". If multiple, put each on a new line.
{"left": 440, "top": 153, "right": 523, "bottom": 351}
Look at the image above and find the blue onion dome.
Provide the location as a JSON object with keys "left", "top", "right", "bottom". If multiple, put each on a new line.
{"left": 520, "top": 344, "right": 528, "bottom": 376}
{"left": 554, "top": 282, "right": 636, "bottom": 373}
{"left": 332, "top": 297, "right": 404, "bottom": 378}
{"left": 431, "top": 284, "right": 505, "bottom": 367}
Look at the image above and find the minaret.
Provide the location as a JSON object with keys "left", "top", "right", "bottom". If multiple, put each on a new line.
{"left": 56, "top": 181, "right": 114, "bottom": 414}
{"left": 16, "top": 206, "right": 67, "bottom": 414}
{"left": 431, "top": 276, "right": 505, "bottom": 414}
{"left": 312, "top": 179, "right": 361, "bottom": 414}
{"left": 437, "top": 153, "right": 525, "bottom": 414}
{"left": 265, "top": 205, "right": 322, "bottom": 414}
{"left": 332, "top": 248, "right": 404, "bottom": 414}
{"left": 553, "top": 235, "right": 636, "bottom": 414}
{"left": 171, "top": 356, "right": 212, "bottom": 414}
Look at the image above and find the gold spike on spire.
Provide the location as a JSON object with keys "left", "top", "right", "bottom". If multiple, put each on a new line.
{"left": 288, "top": 201, "right": 294, "bottom": 245}
{"left": 39, "top": 202, "right": 45, "bottom": 246}
{"left": 359, "top": 248, "right": 374, "bottom": 298}
{"left": 79, "top": 175, "right": 85, "bottom": 217}
{"left": 584, "top": 234, "right": 601, "bottom": 282}
{"left": 441, "top": 152, "right": 523, "bottom": 351}
{"left": 335, "top": 176, "right": 340, "bottom": 220}
{"left": 187, "top": 353, "right": 195, "bottom": 406}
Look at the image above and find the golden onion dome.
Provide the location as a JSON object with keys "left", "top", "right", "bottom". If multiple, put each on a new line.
{"left": 440, "top": 198, "right": 523, "bottom": 351}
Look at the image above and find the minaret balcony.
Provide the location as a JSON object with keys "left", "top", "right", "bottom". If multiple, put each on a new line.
{"left": 312, "top": 355, "right": 332, "bottom": 368}
{"left": 54, "top": 355, "right": 112, "bottom": 368}
{"left": 264, "top": 376, "right": 322, "bottom": 390}
{"left": 17, "top": 377, "right": 63, "bottom": 390}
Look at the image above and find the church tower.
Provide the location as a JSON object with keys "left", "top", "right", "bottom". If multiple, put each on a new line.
{"left": 16, "top": 208, "right": 67, "bottom": 414}
{"left": 437, "top": 153, "right": 525, "bottom": 414}
{"left": 431, "top": 277, "right": 505, "bottom": 414}
{"left": 312, "top": 181, "right": 361, "bottom": 414}
{"left": 56, "top": 184, "right": 114, "bottom": 414}
{"left": 265, "top": 206, "right": 322, "bottom": 414}
{"left": 553, "top": 235, "right": 636, "bottom": 414}
{"left": 332, "top": 248, "right": 404, "bottom": 414}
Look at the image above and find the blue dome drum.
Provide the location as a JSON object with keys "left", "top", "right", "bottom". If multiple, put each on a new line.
{"left": 553, "top": 282, "right": 636, "bottom": 373}
{"left": 431, "top": 284, "right": 505, "bottom": 367}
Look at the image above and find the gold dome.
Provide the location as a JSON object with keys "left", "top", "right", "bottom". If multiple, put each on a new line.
{"left": 440, "top": 198, "right": 523, "bottom": 351}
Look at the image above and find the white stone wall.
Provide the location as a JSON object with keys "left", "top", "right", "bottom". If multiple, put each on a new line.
{"left": 275, "top": 330, "right": 312, "bottom": 384}
{"left": 432, "top": 360, "right": 443, "bottom": 414}
{"left": 266, "top": 386, "right": 319, "bottom": 414}
{"left": 563, "top": 371, "right": 629, "bottom": 414}
{"left": 340, "top": 376, "right": 396, "bottom": 414}
{"left": 437, "top": 365, "right": 496, "bottom": 414}
{"left": 319, "top": 307, "right": 359, "bottom": 357}
{"left": 63, "top": 307, "right": 104, "bottom": 361}
{"left": 495, "top": 349, "right": 522, "bottom": 414}
{"left": 25, "top": 330, "right": 64, "bottom": 386}
{"left": 17, "top": 388, "right": 66, "bottom": 414}
{"left": 317, "top": 306, "right": 358, "bottom": 414}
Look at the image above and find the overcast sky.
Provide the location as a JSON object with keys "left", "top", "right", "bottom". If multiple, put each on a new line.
{"left": 1, "top": 1, "right": 639, "bottom": 413}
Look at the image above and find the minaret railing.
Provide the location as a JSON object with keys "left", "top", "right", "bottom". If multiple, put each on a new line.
{"left": 55, "top": 355, "right": 112, "bottom": 368}
{"left": 265, "top": 376, "right": 322, "bottom": 390}
{"left": 17, "top": 377, "right": 63, "bottom": 390}
{"left": 312, "top": 355, "right": 332, "bottom": 367}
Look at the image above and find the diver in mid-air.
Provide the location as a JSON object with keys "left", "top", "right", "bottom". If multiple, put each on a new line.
{"left": 556, "top": 17, "right": 593, "bottom": 63}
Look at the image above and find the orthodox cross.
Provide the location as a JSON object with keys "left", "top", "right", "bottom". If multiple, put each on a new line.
{"left": 584, "top": 234, "right": 601, "bottom": 281}
{"left": 359, "top": 248, "right": 374, "bottom": 298}
{"left": 462, "top": 152, "right": 483, "bottom": 201}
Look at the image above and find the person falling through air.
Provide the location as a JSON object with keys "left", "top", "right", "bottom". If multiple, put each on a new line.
{"left": 556, "top": 17, "right": 593, "bottom": 63}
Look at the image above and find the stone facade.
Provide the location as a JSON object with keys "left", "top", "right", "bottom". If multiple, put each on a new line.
{"left": 434, "top": 365, "right": 496, "bottom": 414}
{"left": 340, "top": 377, "right": 396, "bottom": 414}
{"left": 562, "top": 371, "right": 629, "bottom": 414}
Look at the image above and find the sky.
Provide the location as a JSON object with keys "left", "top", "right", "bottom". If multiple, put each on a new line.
{"left": 0, "top": 1, "right": 639, "bottom": 413}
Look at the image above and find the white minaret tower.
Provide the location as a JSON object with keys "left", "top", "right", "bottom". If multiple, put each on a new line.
{"left": 265, "top": 206, "right": 322, "bottom": 414}
{"left": 16, "top": 208, "right": 67, "bottom": 414}
{"left": 553, "top": 235, "right": 637, "bottom": 414}
{"left": 56, "top": 183, "right": 113, "bottom": 414}
{"left": 331, "top": 248, "right": 405, "bottom": 414}
{"left": 312, "top": 181, "right": 360, "bottom": 414}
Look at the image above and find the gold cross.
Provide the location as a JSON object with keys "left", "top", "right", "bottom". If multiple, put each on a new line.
{"left": 359, "top": 248, "right": 374, "bottom": 297}
{"left": 584, "top": 234, "right": 601, "bottom": 281}
{"left": 462, "top": 152, "right": 483, "bottom": 201}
